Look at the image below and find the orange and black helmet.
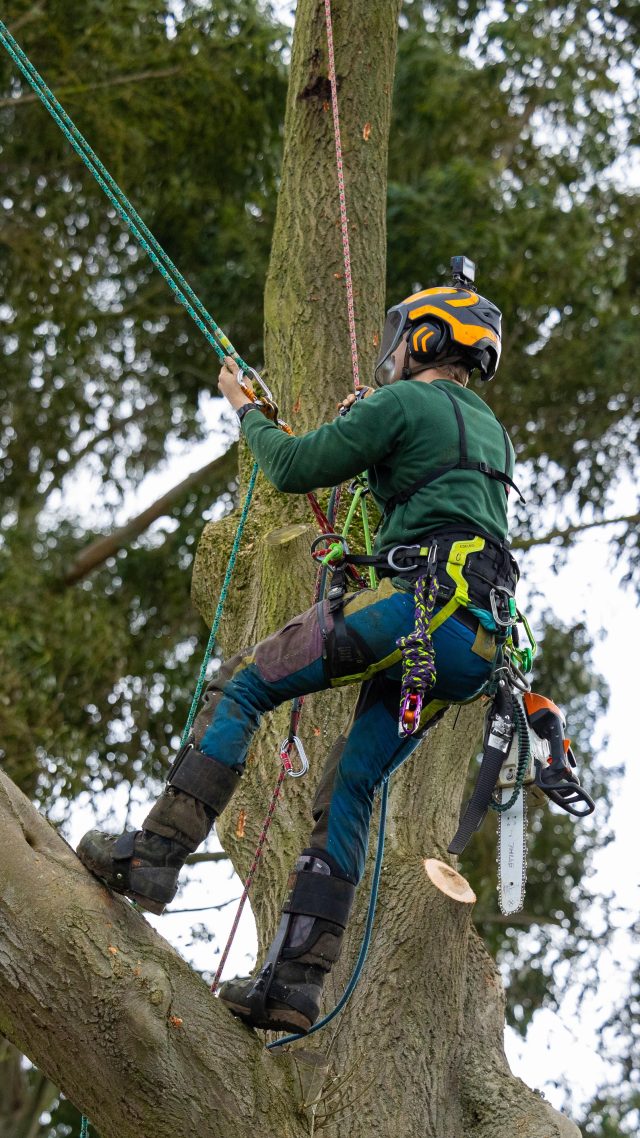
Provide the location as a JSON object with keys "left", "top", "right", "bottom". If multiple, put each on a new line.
{"left": 374, "top": 260, "right": 502, "bottom": 386}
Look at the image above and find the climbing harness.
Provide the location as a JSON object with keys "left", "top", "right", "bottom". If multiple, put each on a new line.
{"left": 2, "top": 0, "right": 572, "bottom": 1064}
{"left": 211, "top": 0, "right": 383, "bottom": 1033}
{"left": 0, "top": 5, "right": 385, "bottom": 1051}
{"left": 312, "top": 526, "right": 521, "bottom": 714}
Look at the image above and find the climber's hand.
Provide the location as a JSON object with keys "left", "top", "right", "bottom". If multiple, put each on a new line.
{"left": 218, "top": 356, "right": 251, "bottom": 410}
{"left": 337, "top": 387, "right": 372, "bottom": 416}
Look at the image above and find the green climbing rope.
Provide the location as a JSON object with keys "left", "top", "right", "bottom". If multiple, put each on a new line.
{"left": 181, "top": 462, "right": 259, "bottom": 744}
{"left": 0, "top": 30, "right": 267, "bottom": 1135}
{"left": 0, "top": 20, "right": 250, "bottom": 374}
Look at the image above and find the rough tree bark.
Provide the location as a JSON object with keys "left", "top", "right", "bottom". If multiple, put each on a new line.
{"left": 0, "top": 3, "right": 581, "bottom": 1136}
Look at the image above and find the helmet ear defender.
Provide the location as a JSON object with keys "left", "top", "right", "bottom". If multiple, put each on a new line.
{"left": 409, "top": 320, "right": 449, "bottom": 365}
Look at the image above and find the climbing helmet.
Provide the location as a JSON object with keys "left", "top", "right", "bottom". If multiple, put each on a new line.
{"left": 374, "top": 267, "right": 502, "bottom": 386}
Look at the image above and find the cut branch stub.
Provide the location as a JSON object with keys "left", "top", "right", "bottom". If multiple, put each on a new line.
{"left": 424, "top": 858, "right": 476, "bottom": 904}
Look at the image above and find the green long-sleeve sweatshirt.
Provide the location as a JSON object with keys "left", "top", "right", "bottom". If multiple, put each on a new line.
{"left": 241, "top": 379, "right": 516, "bottom": 554}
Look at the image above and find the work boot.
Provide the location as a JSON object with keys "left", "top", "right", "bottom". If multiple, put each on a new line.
{"left": 77, "top": 744, "right": 241, "bottom": 913}
{"left": 76, "top": 829, "right": 191, "bottom": 914}
{"left": 218, "top": 852, "right": 356, "bottom": 1033}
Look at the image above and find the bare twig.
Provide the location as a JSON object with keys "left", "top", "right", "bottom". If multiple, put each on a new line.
{"left": 166, "top": 896, "right": 239, "bottom": 915}
{"left": 185, "top": 851, "right": 230, "bottom": 866}
{"left": 63, "top": 443, "right": 237, "bottom": 585}
{"left": 6, "top": 6, "right": 44, "bottom": 35}
{"left": 0, "top": 66, "right": 182, "bottom": 109}
{"left": 513, "top": 512, "right": 639, "bottom": 551}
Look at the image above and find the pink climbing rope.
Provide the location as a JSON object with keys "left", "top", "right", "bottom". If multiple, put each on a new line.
{"left": 324, "top": 0, "right": 361, "bottom": 391}
{"left": 210, "top": 1, "right": 362, "bottom": 995}
{"left": 210, "top": 764, "right": 288, "bottom": 994}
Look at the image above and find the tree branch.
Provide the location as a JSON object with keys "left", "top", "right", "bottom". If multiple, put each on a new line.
{"left": 63, "top": 443, "right": 238, "bottom": 585}
{"left": 185, "top": 851, "right": 230, "bottom": 866}
{"left": 166, "top": 897, "right": 239, "bottom": 915}
{"left": 0, "top": 768, "right": 302, "bottom": 1138}
{"left": 0, "top": 67, "right": 183, "bottom": 109}
{"left": 34, "top": 408, "right": 153, "bottom": 507}
{"left": 513, "top": 512, "right": 639, "bottom": 551}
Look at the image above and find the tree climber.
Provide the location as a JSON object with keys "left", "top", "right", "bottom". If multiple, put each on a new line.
{"left": 78, "top": 262, "right": 521, "bottom": 1034}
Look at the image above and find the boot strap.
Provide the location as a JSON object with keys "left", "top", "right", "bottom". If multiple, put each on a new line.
{"left": 167, "top": 744, "right": 240, "bottom": 815}
{"left": 244, "top": 865, "right": 355, "bottom": 1022}
{"left": 111, "top": 830, "right": 137, "bottom": 860}
{"left": 284, "top": 871, "right": 355, "bottom": 929}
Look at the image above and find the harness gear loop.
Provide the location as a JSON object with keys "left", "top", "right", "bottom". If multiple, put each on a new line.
{"left": 2, "top": 8, "right": 381, "bottom": 1051}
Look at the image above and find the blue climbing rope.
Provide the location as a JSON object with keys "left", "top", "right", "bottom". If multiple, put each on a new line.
{"left": 0, "top": 27, "right": 267, "bottom": 1134}
{"left": 267, "top": 774, "right": 390, "bottom": 1050}
{"left": 1, "top": 0, "right": 386, "bottom": 1072}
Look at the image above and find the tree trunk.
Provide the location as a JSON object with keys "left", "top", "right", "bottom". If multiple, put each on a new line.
{"left": 0, "top": 3, "right": 580, "bottom": 1136}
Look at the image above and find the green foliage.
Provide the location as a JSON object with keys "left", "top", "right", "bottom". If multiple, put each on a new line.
{"left": 0, "top": 0, "right": 287, "bottom": 802}
{"left": 578, "top": 959, "right": 640, "bottom": 1135}
{"left": 1, "top": 0, "right": 287, "bottom": 514}
{"left": 392, "top": 3, "right": 640, "bottom": 549}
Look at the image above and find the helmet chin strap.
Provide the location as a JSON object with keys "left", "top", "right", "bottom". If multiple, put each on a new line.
{"left": 401, "top": 342, "right": 440, "bottom": 381}
{"left": 401, "top": 341, "right": 418, "bottom": 381}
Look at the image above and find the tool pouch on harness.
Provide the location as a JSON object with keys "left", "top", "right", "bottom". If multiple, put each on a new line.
{"left": 433, "top": 528, "right": 518, "bottom": 629}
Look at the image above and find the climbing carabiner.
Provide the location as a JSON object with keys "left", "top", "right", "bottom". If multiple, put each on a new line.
{"left": 398, "top": 691, "right": 423, "bottom": 738}
{"left": 279, "top": 735, "right": 309, "bottom": 778}
{"left": 244, "top": 366, "right": 274, "bottom": 403}
{"left": 310, "top": 532, "right": 350, "bottom": 567}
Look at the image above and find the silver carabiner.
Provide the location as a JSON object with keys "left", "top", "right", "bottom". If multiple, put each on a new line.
{"left": 279, "top": 735, "right": 309, "bottom": 778}
{"left": 489, "top": 586, "right": 516, "bottom": 628}
{"left": 386, "top": 544, "right": 420, "bottom": 572}
{"left": 244, "top": 366, "right": 274, "bottom": 402}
